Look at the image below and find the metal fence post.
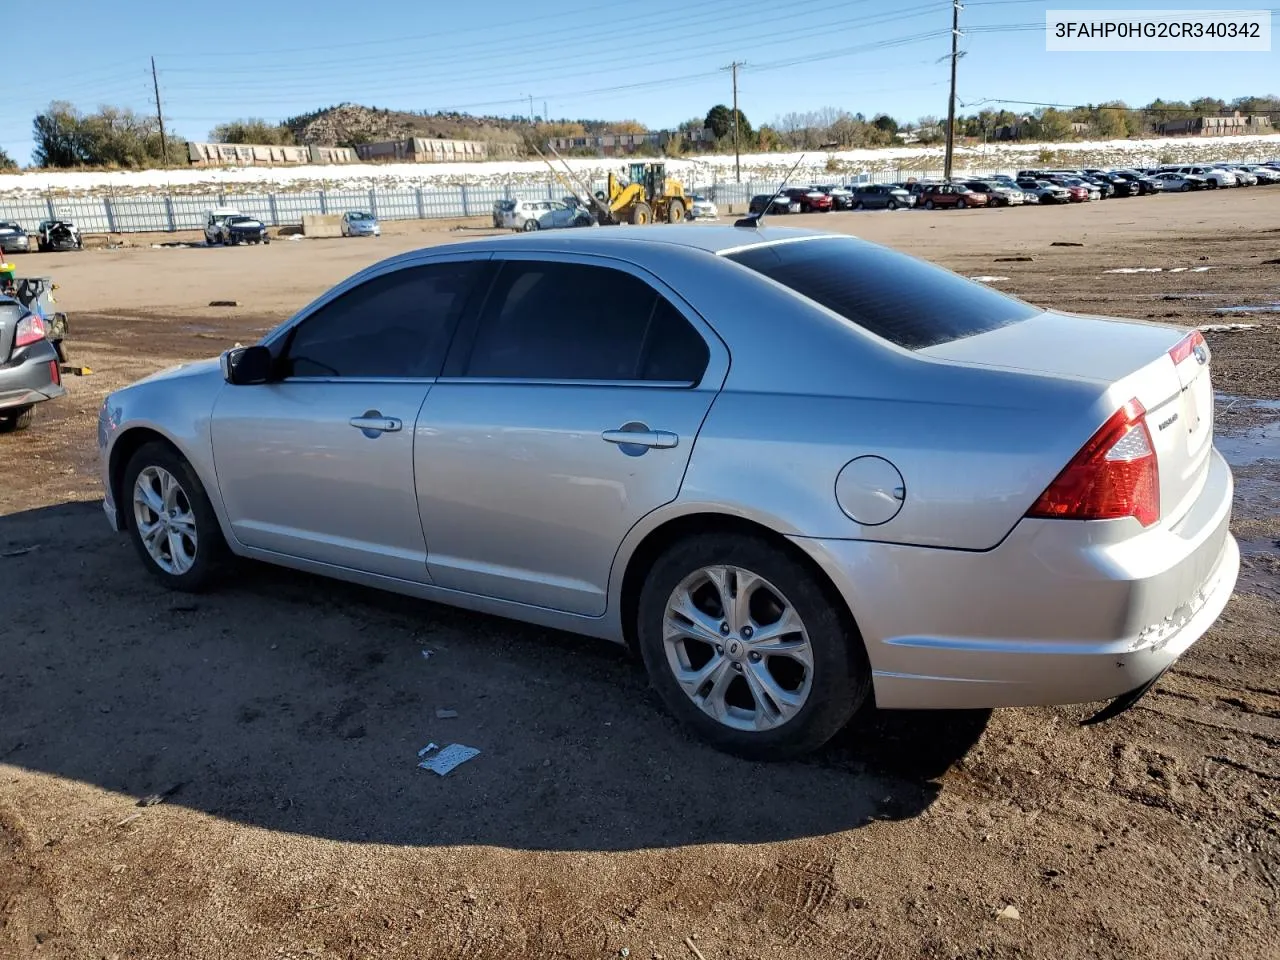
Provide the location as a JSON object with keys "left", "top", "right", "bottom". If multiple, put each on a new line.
{"left": 268, "top": 193, "right": 279, "bottom": 226}
{"left": 164, "top": 195, "right": 176, "bottom": 232}
{"left": 368, "top": 188, "right": 378, "bottom": 219}
{"left": 461, "top": 184, "right": 470, "bottom": 218}
{"left": 319, "top": 190, "right": 328, "bottom": 215}
{"left": 104, "top": 196, "right": 118, "bottom": 233}
{"left": 45, "top": 194, "right": 55, "bottom": 222}
{"left": 415, "top": 187, "right": 425, "bottom": 220}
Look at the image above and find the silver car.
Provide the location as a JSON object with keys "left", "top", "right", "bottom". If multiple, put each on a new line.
{"left": 98, "top": 227, "right": 1239, "bottom": 759}
{"left": 0, "top": 220, "right": 29, "bottom": 254}
{"left": 341, "top": 211, "right": 381, "bottom": 237}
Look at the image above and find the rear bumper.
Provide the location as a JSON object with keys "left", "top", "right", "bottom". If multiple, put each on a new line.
{"left": 791, "top": 448, "right": 1239, "bottom": 710}
{"left": 0, "top": 339, "right": 65, "bottom": 411}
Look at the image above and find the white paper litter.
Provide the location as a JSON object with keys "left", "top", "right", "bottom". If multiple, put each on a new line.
{"left": 1104, "top": 267, "right": 1163, "bottom": 273}
{"left": 420, "top": 649, "right": 434, "bottom": 659}
{"left": 1199, "top": 323, "right": 1259, "bottom": 332}
{"left": 417, "top": 742, "right": 439, "bottom": 757}
{"left": 418, "top": 743, "right": 480, "bottom": 776}
{"left": 1191, "top": 266, "right": 1212, "bottom": 272}
{"left": 1168, "top": 267, "right": 1187, "bottom": 273}
{"left": 968, "top": 276, "right": 1010, "bottom": 283}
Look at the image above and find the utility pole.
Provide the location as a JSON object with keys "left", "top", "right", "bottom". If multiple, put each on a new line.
{"left": 529, "top": 95, "right": 535, "bottom": 126}
{"left": 151, "top": 56, "right": 169, "bottom": 166}
{"left": 723, "top": 61, "right": 745, "bottom": 182}
{"left": 943, "top": 1, "right": 961, "bottom": 181}
{"left": 543, "top": 101, "right": 548, "bottom": 123}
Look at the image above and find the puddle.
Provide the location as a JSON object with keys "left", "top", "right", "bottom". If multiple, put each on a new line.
{"left": 1216, "top": 393, "right": 1280, "bottom": 413}
{"left": 1213, "top": 303, "right": 1280, "bottom": 314}
{"left": 1215, "top": 422, "right": 1280, "bottom": 466}
{"left": 1236, "top": 538, "right": 1280, "bottom": 602}
{"left": 1161, "top": 293, "right": 1223, "bottom": 301}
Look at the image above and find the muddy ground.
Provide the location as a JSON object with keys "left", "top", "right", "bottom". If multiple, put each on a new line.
{"left": 1, "top": 188, "right": 1278, "bottom": 960}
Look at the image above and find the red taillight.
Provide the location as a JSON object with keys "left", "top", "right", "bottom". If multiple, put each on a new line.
{"left": 1168, "top": 330, "right": 1208, "bottom": 366}
{"left": 14, "top": 313, "right": 47, "bottom": 348}
{"left": 49, "top": 360, "right": 61, "bottom": 386}
{"left": 1027, "top": 398, "right": 1160, "bottom": 527}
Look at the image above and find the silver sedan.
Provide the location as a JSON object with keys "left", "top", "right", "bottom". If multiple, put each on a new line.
{"left": 97, "top": 226, "right": 1239, "bottom": 759}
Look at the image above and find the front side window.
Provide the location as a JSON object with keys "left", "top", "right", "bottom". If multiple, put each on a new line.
{"left": 283, "top": 261, "right": 484, "bottom": 379}
{"left": 462, "top": 260, "right": 708, "bottom": 383}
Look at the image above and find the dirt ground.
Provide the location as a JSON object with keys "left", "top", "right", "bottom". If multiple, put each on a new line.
{"left": 2, "top": 188, "right": 1278, "bottom": 960}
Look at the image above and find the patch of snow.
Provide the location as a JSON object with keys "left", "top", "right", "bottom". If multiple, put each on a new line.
{"left": 968, "top": 276, "right": 1010, "bottom": 283}
{"left": 4, "top": 132, "right": 1278, "bottom": 199}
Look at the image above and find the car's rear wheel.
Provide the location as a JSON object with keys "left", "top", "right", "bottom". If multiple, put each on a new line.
{"left": 522, "top": 219, "right": 540, "bottom": 232}
{"left": 1181, "top": 183, "right": 1191, "bottom": 192}
{"left": 852, "top": 200, "right": 863, "bottom": 210}
{"left": 956, "top": 198, "right": 967, "bottom": 209}
{"left": 123, "top": 442, "right": 226, "bottom": 591}
{"left": 0, "top": 405, "right": 35, "bottom": 433}
{"left": 637, "top": 533, "right": 870, "bottom": 760}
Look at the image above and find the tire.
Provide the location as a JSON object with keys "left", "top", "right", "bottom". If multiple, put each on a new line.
{"left": 1181, "top": 183, "right": 1191, "bottom": 192}
{"left": 630, "top": 202, "right": 653, "bottom": 225}
{"left": 0, "top": 405, "right": 35, "bottom": 433}
{"left": 924, "top": 199, "right": 935, "bottom": 210}
{"left": 122, "top": 441, "right": 227, "bottom": 592}
{"left": 886, "top": 200, "right": 898, "bottom": 211}
{"left": 852, "top": 200, "right": 863, "bottom": 210}
{"left": 522, "top": 219, "right": 540, "bottom": 232}
{"left": 956, "top": 198, "right": 967, "bottom": 209}
{"left": 636, "top": 532, "right": 871, "bottom": 760}
{"left": 666, "top": 200, "right": 685, "bottom": 223}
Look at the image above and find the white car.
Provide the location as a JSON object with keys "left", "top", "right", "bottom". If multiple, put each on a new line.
{"left": 687, "top": 195, "right": 719, "bottom": 219}
{"left": 1238, "top": 165, "right": 1280, "bottom": 184}
{"left": 1151, "top": 172, "right": 1207, "bottom": 192}
{"left": 501, "top": 199, "right": 593, "bottom": 232}
{"left": 1162, "top": 165, "right": 1237, "bottom": 188}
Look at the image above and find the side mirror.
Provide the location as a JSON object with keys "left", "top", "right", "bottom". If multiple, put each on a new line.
{"left": 221, "top": 344, "right": 274, "bottom": 385}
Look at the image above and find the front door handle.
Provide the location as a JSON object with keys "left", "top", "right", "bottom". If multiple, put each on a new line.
{"left": 602, "top": 427, "right": 679, "bottom": 449}
{"left": 349, "top": 411, "right": 402, "bottom": 436}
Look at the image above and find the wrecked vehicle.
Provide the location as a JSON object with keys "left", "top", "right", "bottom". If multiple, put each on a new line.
{"left": 36, "top": 220, "right": 83, "bottom": 252}
{"left": 0, "top": 266, "right": 65, "bottom": 432}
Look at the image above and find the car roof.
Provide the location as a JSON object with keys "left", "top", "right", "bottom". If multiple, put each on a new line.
{"left": 390, "top": 225, "right": 837, "bottom": 262}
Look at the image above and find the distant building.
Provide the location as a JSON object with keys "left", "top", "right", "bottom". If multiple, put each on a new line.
{"left": 1157, "top": 112, "right": 1273, "bottom": 136}
{"left": 353, "top": 138, "right": 518, "bottom": 162}
{"left": 1070, "top": 121, "right": 1091, "bottom": 135}
{"left": 186, "top": 142, "right": 358, "bottom": 166}
{"left": 546, "top": 128, "right": 715, "bottom": 156}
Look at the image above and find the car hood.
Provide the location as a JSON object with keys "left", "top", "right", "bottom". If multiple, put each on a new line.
{"left": 131, "top": 356, "right": 222, "bottom": 388}
{"left": 229, "top": 220, "right": 265, "bottom": 229}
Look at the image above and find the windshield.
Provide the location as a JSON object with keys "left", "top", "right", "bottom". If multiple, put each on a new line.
{"left": 349, "top": 212, "right": 373, "bottom": 221}
{"left": 0, "top": 222, "right": 20, "bottom": 230}
{"left": 229, "top": 217, "right": 257, "bottom": 225}
{"left": 726, "top": 237, "right": 1039, "bottom": 351}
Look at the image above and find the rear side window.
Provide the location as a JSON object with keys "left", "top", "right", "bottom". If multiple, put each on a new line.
{"left": 726, "top": 237, "right": 1039, "bottom": 350}
{"left": 463, "top": 260, "right": 709, "bottom": 383}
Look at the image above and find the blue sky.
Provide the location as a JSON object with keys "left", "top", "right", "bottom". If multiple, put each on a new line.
{"left": 5, "top": 1, "right": 1276, "bottom": 164}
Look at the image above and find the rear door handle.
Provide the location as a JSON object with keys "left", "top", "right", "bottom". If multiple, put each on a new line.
{"left": 602, "top": 428, "right": 678, "bottom": 449}
{"left": 349, "top": 412, "right": 402, "bottom": 435}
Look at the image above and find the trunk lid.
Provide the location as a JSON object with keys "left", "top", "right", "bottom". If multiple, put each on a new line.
{"left": 921, "top": 310, "right": 1213, "bottom": 527}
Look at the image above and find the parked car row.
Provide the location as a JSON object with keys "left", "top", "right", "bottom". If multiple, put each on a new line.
{"left": 741, "top": 159, "right": 1280, "bottom": 217}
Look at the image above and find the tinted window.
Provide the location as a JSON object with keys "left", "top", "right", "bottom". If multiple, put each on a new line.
{"left": 726, "top": 237, "right": 1040, "bottom": 350}
{"left": 463, "top": 260, "right": 708, "bottom": 383}
{"left": 284, "top": 261, "right": 483, "bottom": 378}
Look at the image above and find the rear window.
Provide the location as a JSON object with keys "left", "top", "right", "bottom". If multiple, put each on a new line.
{"left": 725, "top": 237, "right": 1040, "bottom": 350}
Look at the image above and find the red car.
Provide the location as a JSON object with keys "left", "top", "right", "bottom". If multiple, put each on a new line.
{"left": 782, "top": 188, "right": 834, "bottom": 212}
{"left": 919, "top": 184, "right": 990, "bottom": 210}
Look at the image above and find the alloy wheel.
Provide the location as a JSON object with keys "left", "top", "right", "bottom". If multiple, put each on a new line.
{"left": 662, "top": 565, "right": 813, "bottom": 732}
{"left": 133, "top": 465, "right": 199, "bottom": 575}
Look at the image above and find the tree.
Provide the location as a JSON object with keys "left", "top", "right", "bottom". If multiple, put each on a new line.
{"left": 1093, "top": 101, "right": 1133, "bottom": 138}
{"left": 34, "top": 100, "right": 173, "bottom": 168}
{"left": 0, "top": 146, "right": 15, "bottom": 170}
{"left": 210, "top": 118, "right": 296, "bottom": 145}
{"left": 872, "top": 114, "right": 898, "bottom": 134}
{"left": 705, "top": 104, "right": 751, "bottom": 141}
{"left": 611, "top": 119, "right": 648, "bottom": 134}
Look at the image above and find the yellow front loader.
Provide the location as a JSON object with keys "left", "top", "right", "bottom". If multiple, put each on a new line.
{"left": 598, "top": 162, "right": 691, "bottom": 224}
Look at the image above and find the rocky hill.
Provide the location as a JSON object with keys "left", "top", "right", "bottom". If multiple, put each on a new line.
{"left": 284, "top": 104, "right": 532, "bottom": 149}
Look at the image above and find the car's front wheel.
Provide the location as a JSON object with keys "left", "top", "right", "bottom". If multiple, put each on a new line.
{"left": 124, "top": 442, "right": 227, "bottom": 591}
{"left": 637, "top": 533, "right": 870, "bottom": 760}
{"left": 522, "top": 219, "right": 540, "bottom": 232}
{"left": 924, "top": 199, "right": 935, "bottom": 210}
